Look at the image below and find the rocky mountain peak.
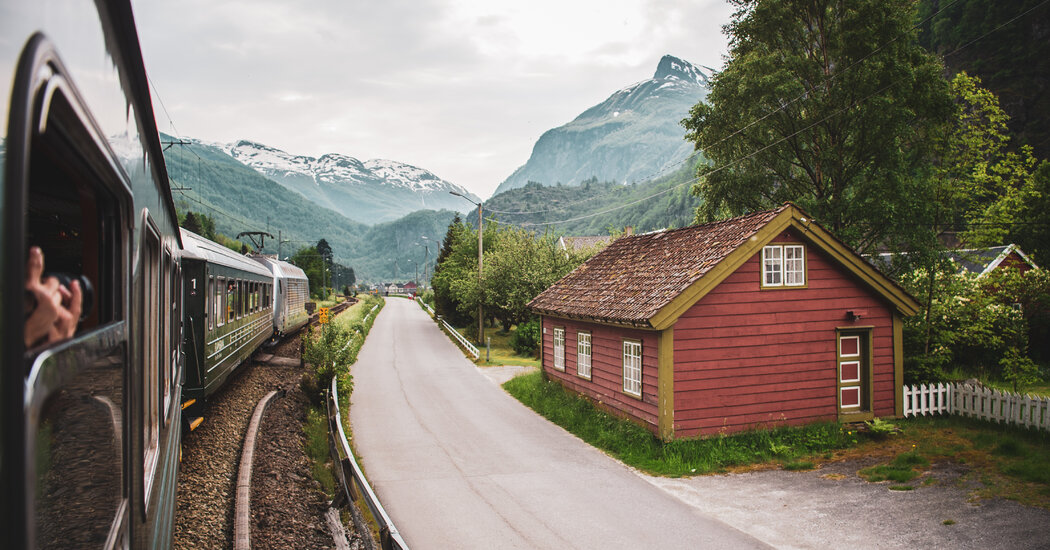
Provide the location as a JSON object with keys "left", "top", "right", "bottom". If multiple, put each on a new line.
{"left": 653, "top": 54, "right": 710, "bottom": 87}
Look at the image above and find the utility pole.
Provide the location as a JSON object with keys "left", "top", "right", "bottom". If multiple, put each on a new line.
{"left": 450, "top": 191, "right": 483, "bottom": 345}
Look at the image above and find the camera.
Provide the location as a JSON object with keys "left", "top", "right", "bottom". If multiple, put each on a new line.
{"left": 24, "top": 272, "right": 95, "bottom": 322}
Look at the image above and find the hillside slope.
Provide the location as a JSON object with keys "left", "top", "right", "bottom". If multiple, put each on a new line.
{"left": 163, "top": 138, "right": 455, "bottom": 282}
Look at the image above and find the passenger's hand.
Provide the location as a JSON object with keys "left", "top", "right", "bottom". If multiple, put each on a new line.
{"left": 24, "top": 247, "right": 82, "bottom": 348}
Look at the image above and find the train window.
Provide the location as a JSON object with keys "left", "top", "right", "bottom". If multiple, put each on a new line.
{"left": 19, "top": 82, "right": 129, "bottom": 345}
{"left": 140, "top": 212, "right": 161, "bottom": 504}
{"left": 216, "top": 277, "right": 225, "bottom": 328}
{"left": 225, "top": 279, "right": 233, "bottom": 323}
{"left": 208, "top": 276, "right": 215, "bottom": 330}
{"left": 9, "top": 36, "right": 133, "bottom": 548}
{"left": 160, "top": 249, "right": 172, "bottom": 418}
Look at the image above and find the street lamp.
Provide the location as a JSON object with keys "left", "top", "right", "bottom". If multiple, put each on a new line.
{"left": 450, "top": 191, "right": 484, "bottom": 345}
{"left": 419, "top": 235, "right": 431, "bottom": 289}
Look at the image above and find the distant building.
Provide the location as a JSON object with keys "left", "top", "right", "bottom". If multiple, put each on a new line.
{"left": 871, "top": 243, "right": 1038, "bottom": 277}
{"left": 556, "top": 235, "right": 614, "bottom": 252}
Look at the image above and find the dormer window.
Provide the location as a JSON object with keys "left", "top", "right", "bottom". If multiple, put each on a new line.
{"left": 762, "top": 244, "right": 805, "bottom": 287}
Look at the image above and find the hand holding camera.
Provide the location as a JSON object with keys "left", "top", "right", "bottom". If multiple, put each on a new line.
{"left": 24, "top": 246, "right": 84, "bottom": 349}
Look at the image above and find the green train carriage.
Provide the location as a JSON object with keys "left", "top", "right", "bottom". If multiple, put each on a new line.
{"left": 180, "top": 228, "right": 274, "bottom": 430}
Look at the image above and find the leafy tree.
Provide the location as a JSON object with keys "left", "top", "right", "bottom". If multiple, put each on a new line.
{"left": 432, "top": 215, "right": 472, "bottom": 326}
{"left": 916, "top": 0, "right": 1050, "bottom": 161}
{"left": 682, "top": 0, "right": 953, "bottom": 254}
{"left": 931, "top": 73, "right": 1049, "bottom": 263}
{"left": 899, "top": 266, "right": 1049, "bottom": 389}
{"left": 432, "top": 220, "right": 597, "bottom": 338}
{"left": 290, "top": 246, "right": 324, "bottom": 298}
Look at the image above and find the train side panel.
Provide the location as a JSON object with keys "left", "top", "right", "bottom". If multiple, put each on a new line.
{"left": 2, "top": 1, "right": 183, "bottom": 548}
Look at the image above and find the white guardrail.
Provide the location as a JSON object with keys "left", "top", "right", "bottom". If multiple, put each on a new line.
{"left": 415, "top": 297, "right": 479, "bottom": 359}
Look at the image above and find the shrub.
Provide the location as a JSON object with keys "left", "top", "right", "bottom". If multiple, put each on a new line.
{"left": 901, "top": 266, "right": 1049, "bottom": 389}
{"left": 510, "top": 319, "right": 541, "bottom": 356}
{"left": 301, "top": 324, "right": 354, "bottom": 406}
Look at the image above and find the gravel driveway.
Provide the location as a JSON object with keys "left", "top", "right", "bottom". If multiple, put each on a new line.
{"left": 638, "top": 456, "right": 1050, "bottom": 549}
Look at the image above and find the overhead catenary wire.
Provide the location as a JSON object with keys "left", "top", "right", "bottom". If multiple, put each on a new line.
{"left": 485, "top": 0, "right": 1049, "bottom": 230}
{"left": 172, "top": 189, "right": 269, "bottom": 235}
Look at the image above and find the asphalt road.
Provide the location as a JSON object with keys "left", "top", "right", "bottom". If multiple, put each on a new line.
{"left": 349, "top": 298, "right": 768, "bottom": 549}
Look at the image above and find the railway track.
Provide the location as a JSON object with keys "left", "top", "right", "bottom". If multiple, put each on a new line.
{"left": 174, "top": 321, "right": 363, "bottom": 549}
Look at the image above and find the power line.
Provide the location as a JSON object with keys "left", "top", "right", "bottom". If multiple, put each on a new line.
{"left": 491, "top": 1, "right": 1048, "bottom": 229}
{"left": 173, "top": 189, "right": 268, "bottom": 234}
{"left": 485, "top": 0, "right": 970, "bottom": 218}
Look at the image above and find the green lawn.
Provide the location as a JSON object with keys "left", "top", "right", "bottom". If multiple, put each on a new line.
{"left": 475, "top": 327, "right": 540, "bottom": 368}
{"left": 502, "top": 371, "right": 853, "bottom": 476}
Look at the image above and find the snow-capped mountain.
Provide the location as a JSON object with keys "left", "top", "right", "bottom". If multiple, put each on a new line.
{"left": 221, "top": 140, "right": 480, "bottom": 225}
{"left": 493, "top": 54, "right": 711, "bottom": 195}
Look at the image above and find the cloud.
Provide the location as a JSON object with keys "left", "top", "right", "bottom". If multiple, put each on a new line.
{"left": 134, "top": 0, "right": 732, "bottom": 199}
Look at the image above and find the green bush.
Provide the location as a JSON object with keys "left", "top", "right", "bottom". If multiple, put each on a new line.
{"left": 510, "top": 319, "right": 541, "bottom": 356}
{"left": 301, "top": 324, "right": 354, "bottom": 406}
{"left": 901, "top": 267, "right": 1050, "bottom": 389}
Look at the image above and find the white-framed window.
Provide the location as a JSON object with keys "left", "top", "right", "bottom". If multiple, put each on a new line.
{"left": 553, "top": 327, "right": 565, "bottom": 371}
{"left": 623, "top": 340, "right": 642, "bottom": 397}
{"left": 762, "top": 244, "right": 805, "bottom": 287}
{"left": 208, "top": 276, "right": 215, "bottom": 330}
{"left": 577, "top": 331, "right": 592, "bottom": 379}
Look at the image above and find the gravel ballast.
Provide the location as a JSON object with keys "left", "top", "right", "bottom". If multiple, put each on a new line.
{"left": 175, "top": 334, "right": 361, "bottom": 549}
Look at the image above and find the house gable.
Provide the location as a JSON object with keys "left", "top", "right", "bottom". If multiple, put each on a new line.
{"left": 649, "top": 205, "right": 920, "bottom": 330}
{"left": 670, "top": 234, "right": 900, "bottom": 436}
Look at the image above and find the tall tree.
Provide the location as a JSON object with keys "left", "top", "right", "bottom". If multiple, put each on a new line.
{"left": 316, "top": 238, "right": 333, "bottom": 265}
{"left": 932, "top": 72, "right": 1047, "bottom": 260}
{"left": 917, "top": 0, "right": 1050, "bottom": 161}
{"left": 290, "top": 246, "right": 324, "bottom": 298}
{"left": 181, "top": 211, "right": 203, "bottom": 235}
{"left": 683, "top": 0, "right": 954, "bottom": 254}
{"left": 432, "top": 214, "right": 471, "bottom": 326}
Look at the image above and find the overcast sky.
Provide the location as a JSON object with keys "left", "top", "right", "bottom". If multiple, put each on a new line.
{"left": 134, "top": 0, "right": 734, "bottom": 199}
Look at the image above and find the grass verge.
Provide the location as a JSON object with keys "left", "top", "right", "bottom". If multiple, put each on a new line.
{"left": 885, "top": 415, "right": 1050, "bottom": 507}
{"left": 502, "top": 371, "right": 1050, "bottom": 508}
{"left": 503, "top": 371, "right": 854, "bottom": 476}
{"left": 301, "top": 295, "right": 385, "bottom": 544}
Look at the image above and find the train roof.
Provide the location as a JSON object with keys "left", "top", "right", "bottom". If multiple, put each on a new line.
{"left": 179, "top": 229, "right": 272, "bottom": 278}
{"left": 249, "top": 254, "right": 309, "bottom": 281}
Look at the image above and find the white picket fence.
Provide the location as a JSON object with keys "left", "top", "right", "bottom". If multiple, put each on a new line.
{"left": 903, "top": 382, "right": 1050, "bottom": 432}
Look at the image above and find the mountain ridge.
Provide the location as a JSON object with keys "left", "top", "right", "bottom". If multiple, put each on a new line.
{"left": 493, "top": 54, "right": 710, "bottom": 195}
{"left": 213, "top": 139, "right": 480, "bottom": 224}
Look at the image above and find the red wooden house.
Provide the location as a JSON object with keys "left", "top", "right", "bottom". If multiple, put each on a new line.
{"left": 529, "top": 204, "right": 920, "bottom": 439}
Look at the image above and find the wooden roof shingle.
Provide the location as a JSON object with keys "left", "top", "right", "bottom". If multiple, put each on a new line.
{"left": 529, "top": 206, "right": 789, "bottom": 327}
